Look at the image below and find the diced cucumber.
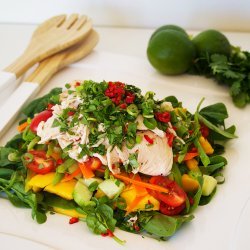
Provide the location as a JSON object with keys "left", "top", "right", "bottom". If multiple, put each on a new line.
{"left": 80, "top": 177, "right": 103, "bottom": 187}
{"left": 73, "top": 180, "right": 93, "bottom": 207}
{"left": 202, "top": 175, "right": 217, "bottom": 196}
{"left": 98, "top": 179, "right": 125, "bottom": 199}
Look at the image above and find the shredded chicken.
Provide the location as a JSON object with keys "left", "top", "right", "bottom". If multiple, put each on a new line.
{"left": 37, "top": 88, "right": 173, "bottom": 176}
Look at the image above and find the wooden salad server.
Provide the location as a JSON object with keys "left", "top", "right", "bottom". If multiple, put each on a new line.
{"left": 0, "top": 14, "right": 92, "bottom": 94}
{"left": 0, "top": 29, "right": 99, "bottom": 136}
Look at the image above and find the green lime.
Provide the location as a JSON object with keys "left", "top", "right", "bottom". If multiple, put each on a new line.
{"left": 150, "top": 24, "right": 188, "bottom": 41}
{"left": 147, "top": 30, "right": 196, "bottom": 75}
{"left": 192, "top": 29, "right": 231, "bottom": 57}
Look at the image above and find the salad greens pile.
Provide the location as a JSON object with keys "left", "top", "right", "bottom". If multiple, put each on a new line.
{"left": 0, "top": 80, "right": 236, "bottom": 243}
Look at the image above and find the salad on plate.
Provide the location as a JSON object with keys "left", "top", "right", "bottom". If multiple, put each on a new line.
{"left": 0, "top": 80, "right": 236, "bottom": 243}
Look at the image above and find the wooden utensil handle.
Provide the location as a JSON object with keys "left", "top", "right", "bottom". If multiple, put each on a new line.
{"left": 4, "top": 51, "right": 37, "bottom": 78}
{"left": 25, "top": 53, "right": 64, "bottom": 87}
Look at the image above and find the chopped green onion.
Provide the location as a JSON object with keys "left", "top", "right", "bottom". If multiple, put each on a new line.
{"left": 126, "top": 104, "right": 139, "bottom": 117}
{"left": 136, "top": 135, "right": 142, "bottom": 144}
{"left": 27, "top": 136, "right": 40, "bottom": 151}
{"left": 126, "top": 137, "right": 136, "bottom": 149}
{"left": 143, "top": 118, "right": 157, "bottom": 129}
{"left": 214, "top": 173, "right": 225, "bottom": 184}
{"left": 8, "top": 152, "right": 20, "bottom": 162}
{"left": 65, "top": 83, "right": 71, "bottom": 89}
{"left": 21, "top": 153, "right": 34, "bottom": 164}
{"left": 57, "top": 159, "right": 76, "bottom": 173}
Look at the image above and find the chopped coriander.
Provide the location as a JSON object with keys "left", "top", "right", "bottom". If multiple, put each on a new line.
{"left": 88, "top": 181, "right": 99, "bottom": 192}
{"left": 65, "top": 83, "right": 71, "bottom": 89}
{"left": 145, "top": 203, "right": 154, "bottom": 209}
{"left": 104, "top": 168, "right": 110, "bottom": 179}
{"left": 115, "top": 179, "right": 121, "bottom": 187}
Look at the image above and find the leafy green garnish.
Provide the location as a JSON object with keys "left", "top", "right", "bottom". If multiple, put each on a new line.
{"left": 191, "top": 47, "right": 250, "bottom": 108}
{"left": 86, "top": 203, "right": 116, "bottom": 234}
{"left": 22, "top": 88, "right": 62, "bottom": 118}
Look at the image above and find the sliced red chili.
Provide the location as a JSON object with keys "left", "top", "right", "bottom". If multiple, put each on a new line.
{"left": 200, "top": 123, "right": 210, "bottom": 138}
{"left": 155, "top": 112, "right": 171, "bottom": 123}
{"left": 125, "top": 91, "right": 135, "bottom": 104}
{"left": 166, "top": 131, "right": 175, "bottom": 147}
{"left": 119, "top": 103, "right": 127, "bottom": 109}
{"left": 56, "top": 159, "right": 64, "bottom": 165}
{"left": 144, "top": 134, "right": 154, "bottom": 144}
{"left": 101, "top": 229, "right": 114, "bottom": 237}
{"left": 105, "top": 81, "right": 125, "bottom": 105}
{"left": 47, "top": 103, "right": 54, "bottom": 110}
{"left": 69, "top": 217, "right": 79, "bottom": 224}
{"left": 67, "top": 111, "right": 75, "bottom": 116}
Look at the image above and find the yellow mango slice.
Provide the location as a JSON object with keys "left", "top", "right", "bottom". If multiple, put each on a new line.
{"left": 121, "top": 187, "right": 159, "bottom": 212}
{"left": 95, "top": 189, "right": 106, "bottom": 198}
{"left": 26, "top": 172, "right": 55, "bottom": 192}
{"left": 185, "top": 158, "right": 200, "bottom": 171}
{"left": 181, "top": 174, "right": 199, "bottom": 192}
{"left": 44, "top": 179, "right": 77, "bottom": 200}
{"left": 25, "top": 169, "right": 36, "bottom": 192}
{"left": 53, "top": 207, "right": 86, "bottom": 218}
{"left": 199, "top": 136, "right": 214, "bottom": 155}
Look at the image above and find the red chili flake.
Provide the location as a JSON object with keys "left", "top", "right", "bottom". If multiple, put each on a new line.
{"left": 144, "top": 134, "right": 154, "bottom": 144}
{"left": 56, "top": 159, "right": 64, "bottom": 165}
{"left": 105, "top": 81, "right": 125, "bottom": 105}
{"left": 172, "top": 125, "right": 177, "bottom": 131}
{"left": 133, "top": 224, "right": 140, "bottom": 232}
{"left": 189, "top": 196, "right": 194, "bottom": 205}
{"left": 47, "top": 103, "right": 54, "bottom": 110}
{"left": 147, "top": 200, "right": 151, "bottom": 204}
{"left": 155, "top": 112, "right": 171, "bottom": 123}
{"left": 101, "top": 229, "right": 114, "bottom": 237}
{"left": 125, "top": 91, "right": 135, "bottom": 104}
{"left": 189, "top": 130, "right": 194, "bottom": 135}
{"left": 69, "top": 217, "right": 79, "bottom": 224}
{"left": 68, "top": 111, "right": 75, "bottom": 116}
{"left": 166, "top": 131, "right": 175, "bottom": 147}
{"left": 119, "top": 103, "right": 127, "bottom": 109}
{"left": 74, "top": 81, "right": 81, "bottom": 87}
{"left": 200, "top": 123, "right": 209, "bottom": 138}
{"left": 64, "top": 173, "right": 70, "bottom": 178}
{"left": 189, "top": 146, "right": 198, "bottom": 153}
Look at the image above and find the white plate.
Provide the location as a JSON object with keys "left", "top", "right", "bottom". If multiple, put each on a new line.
{"left": 0, "top": 51, "right": 249, "bottom": 250}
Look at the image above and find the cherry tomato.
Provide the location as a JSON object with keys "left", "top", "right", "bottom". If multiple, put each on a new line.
{"left": 26, "top": 150, "right": 55, "bottom": 174}
{"left": 149, "top": 176, "right": 187, "bottom": 207}
{"left": 85, "top": 157, "right": 102, "bottom": 170}
{"left": 30, "top": 110, "right": 53, "bottom": 133}
{"left": 159, "top": 201, "right": 186, "bottom": 216}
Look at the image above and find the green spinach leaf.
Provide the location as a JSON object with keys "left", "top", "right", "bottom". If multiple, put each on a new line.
{"left": 198, "top": 114, "right": 237, "bottom": 139}
{"left": 199, "top": 103, "right": 228, "bottom": 126}
{"left": 139, "top": 212, "right": 194, "bottom": 238}
{"left": 22, "top": 88, "right": 62, "bottom": 118}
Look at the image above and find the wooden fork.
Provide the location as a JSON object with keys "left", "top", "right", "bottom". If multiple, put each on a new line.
{"left": 0, "top": 14, "right": 92, "bottom": 92}
{"left": 0, "top": 30, "right": 99, "bottom": 136}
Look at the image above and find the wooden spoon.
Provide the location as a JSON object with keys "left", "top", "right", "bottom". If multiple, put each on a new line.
{"left": 0, "top": 14, "right": 92, "bottom": 92}
{"left": 0, "top": 29, "right": 99, "bottom": 136}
